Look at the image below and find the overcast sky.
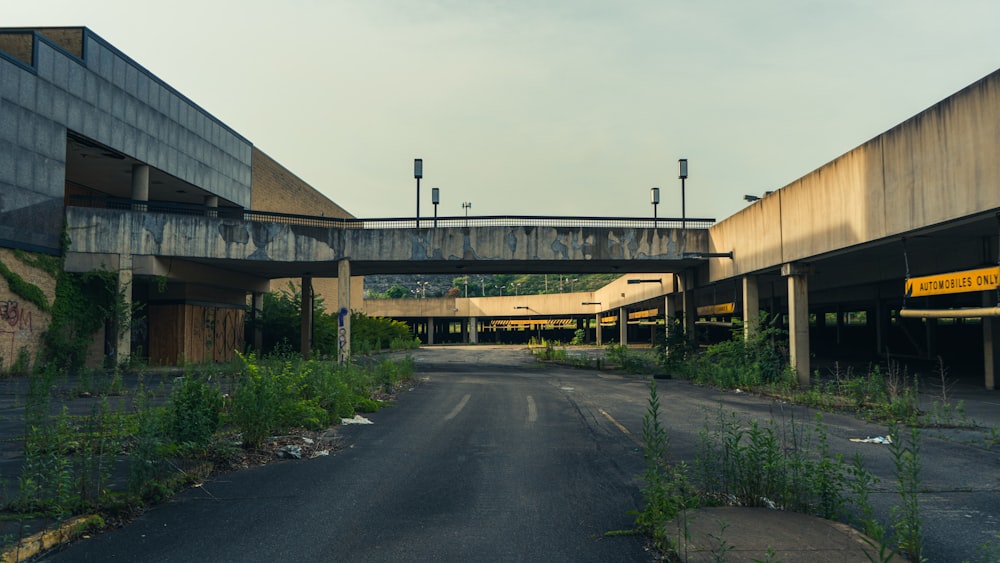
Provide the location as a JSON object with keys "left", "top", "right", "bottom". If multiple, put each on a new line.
{"left": 9, "top": 1, "right": 1000, "bottom": 221}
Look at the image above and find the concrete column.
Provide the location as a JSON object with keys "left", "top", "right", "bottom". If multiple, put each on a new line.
{"left": 619, "top": 307, "right": 628, "bottom": 345}
{"left": 742, "top": 275, "right": 760, "bottom": 340}
{"left": 664, "top": 295, "right": 678, "bottom": 345}
{"left": 682, "top": 271, "right": 697, "bottom": 344}
{"left": 595, "top": 314, "right": 602, "bottom": 346}
{"left": 783, "top": 263, "right": 811, "bottom": 388}
{"left": 338, "top": 259, "right": 351, "bottom": 363}
{"left": 427, "top": 317, "right": 435, "bottom": 345}
{"left": 205, "top": 195, "right": 219, "bottom": 218}
{"left": 983, "top": 293, "right": 999, "bottom": 390}
{"left": 252, "top": 292, "right": 264, "bottom": 352}
{"left": 115, "top": 259, "right": 133, "bottom": 365}
{"left": 468, "top": 317, "right": 479, "bottom": 344}
{"left": 300, "top": 276, "right": 313, "bottom": 359}
{"left": 875, "top": 299, "right": 889, "bottom": 357}
{"left": 131, "top": 164, "right": 149, "bottom": 211}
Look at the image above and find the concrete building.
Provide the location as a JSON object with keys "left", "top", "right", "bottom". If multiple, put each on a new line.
{"left": 0, "top": 27, "right": 352, "bottom": 366}
{"left": 4, "top": 26, "right": 1000, "bottom": 391}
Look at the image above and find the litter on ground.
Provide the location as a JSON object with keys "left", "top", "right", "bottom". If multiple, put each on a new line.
{"left": 341, "top": 415, "right": 374, "bottom": 425}
{"left": 849, "top": 435, "right": 892, "bottom": 444}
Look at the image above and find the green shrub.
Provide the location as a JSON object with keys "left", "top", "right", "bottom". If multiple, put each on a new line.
{"left": 167, "top": 375, "right": 223, "bottom": 446}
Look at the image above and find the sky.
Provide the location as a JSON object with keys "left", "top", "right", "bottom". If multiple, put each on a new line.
{"left": 8, "top": 1, "right": 1000, "bottom": 221}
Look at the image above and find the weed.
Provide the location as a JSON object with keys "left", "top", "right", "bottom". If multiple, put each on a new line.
{"left": 888, "top": 422, "right": 923, "bottom": 561}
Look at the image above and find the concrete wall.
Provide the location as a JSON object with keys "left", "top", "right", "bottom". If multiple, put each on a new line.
{"left": 709, "top": 68, "right": 1000, "bottom": 283}
{"left": 0, "top": 248, "right": 57, "bottom": 371}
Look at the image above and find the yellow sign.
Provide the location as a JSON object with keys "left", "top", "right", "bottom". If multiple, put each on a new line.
{"left": 697, "top": 302, "right": 736, "bottom": 316}
{"left": 905, "top": 266, "right": 1000, "bottom": 297}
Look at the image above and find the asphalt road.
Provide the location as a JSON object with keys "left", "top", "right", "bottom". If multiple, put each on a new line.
{"left": 41, "top": 345, "right": 1000, "bottom": 562}
{"left": 43, "top": 347, "right": 653, "bottom": 562}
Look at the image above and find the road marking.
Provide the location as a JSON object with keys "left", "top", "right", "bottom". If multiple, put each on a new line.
{"left": 526, "top": 395, "right": 538, "bottom": 424}
{"left": 445, "top": 394, "right": 471, "bottom": 421}
{"left": 598, "top": 408, "right": 631, "bottom": 436}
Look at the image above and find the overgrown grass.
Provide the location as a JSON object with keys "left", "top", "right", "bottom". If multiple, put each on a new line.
{"left": 632, "top": 381, "right": 920, "bottom": 561}
{"left": 2, "top": 352, "right": 416, "bottom": 547}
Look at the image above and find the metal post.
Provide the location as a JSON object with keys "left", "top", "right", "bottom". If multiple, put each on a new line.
{"left": 679, "top": 158, "right": 688, "bottom": 230}
{"left": 414, "top": 158, "right": 423, "bottom": 228}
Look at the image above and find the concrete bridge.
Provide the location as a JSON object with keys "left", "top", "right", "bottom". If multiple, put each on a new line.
{"left": 64, "top": 203, "right": 715, "bottom": 363}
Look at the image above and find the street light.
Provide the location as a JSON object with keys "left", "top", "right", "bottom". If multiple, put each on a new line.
{"left": 462, "top": 201, "right": 472, "bottom": 227}
{"left": 414, "top": 158, "right": 423, "bottom": 228}
{"left": 650, "top": 187, "right": 660, "bottom": 228}
{"left": 678, "top": 158, "right": 688, "bottom": 230}
{"left": 514, "top": 306, "right": 529, "bottom": 310}
{"left": 744, "top": 194, "right": 760, "bottom": 202}
{"left": 627, "top": 278, "right": 662, "bottom": 285}
{"left": 432, "top": 187, "right": 440, "bottom": 227}
{"left": 582, "top": 301, "right": 601, "bottom": 305}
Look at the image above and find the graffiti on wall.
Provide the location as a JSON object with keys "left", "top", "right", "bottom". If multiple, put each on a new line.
{"left": 0, "top": 299, "right": 34, "bottom": 367}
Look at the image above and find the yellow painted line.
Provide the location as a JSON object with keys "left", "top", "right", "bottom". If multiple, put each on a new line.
{"left": 598, "top": 408, "right": 631, "bottom": 436}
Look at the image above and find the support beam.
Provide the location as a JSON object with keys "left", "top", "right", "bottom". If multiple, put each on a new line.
{"left": 427, "top": 317, "right": 435, "bottom": 345}
{"left": 681, "top": 271, "right": 697, "bottom": 343}
{"left": 595, "top": 314, "right": 602, "bottom": 346}
{"left": 468, "top": 317, "right": 478, "bottom": 344}
{"left": 619, "top": 307, "right": 628, "bottom": 346}
{"left": 783, "top": 263, "right": 811, "bottom": 388}
{"left": 338, "top": 259, "right": 351, "bottom": 363}
{"left": 984, "top": 293, "right": 998, "bottom": 390}
{"left": 115, "top": 259, "right": 133, "bottom": 366}
{"left": 131, "top": 164, "right": 149, "bottom": 212}
{"left": 742, "top": 275, "right": 759, "bottom": 339}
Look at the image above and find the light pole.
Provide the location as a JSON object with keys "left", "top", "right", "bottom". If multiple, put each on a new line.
{"left": 678, "top": 158, "right": 688, "bottom": 230}
{"left": 650, "top": 186, "right": 660, "bottom": 228}
{"left": 414, "top": 158, "right": 423, "bottom": 227}
{"left": 462, "top": 201, "right": 472, "bottom": 227}
{"left": 432, "top": 187, "right": 440, "bottom": 227}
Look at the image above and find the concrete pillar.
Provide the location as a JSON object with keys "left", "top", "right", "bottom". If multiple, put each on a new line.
{"left": 300, "top": 276, "right": 313, "bottom": 359}
{"left": 595, "top": 314, "right": 602, "bottom": 346}
{"left": 983, "top": 293, "right": 999, "bottom": 390}
{"left": 427, "top": 317, "right": 435, "bottom": 345}
{"left": 468, "top": 317, "right": 479, "bottom": 344}
{"left": 783, "top": 263, "right": 811, "bottom": 388}
{"left": 619, "top": 307, "right": 628, "bottom": 346}
{"left": 205, "top": 195, "right": 219, "bottom": 218}
{"left": 131, "top": 164, "right": 149, "bottom": 211}
{"left": 682, "top": 271, "right": 697, "bottom": 344}
{"left": 664, "top": 295, "right": 678, "bottom": 345}
{"left": 742, "top": 275, "right": 760, "bottom": 340}
{"left": 338, "top": 259, "right": 351, "bottom": 363}
{"left": 115, "top": 258, "right": 133, "bottom": 365}
{"left": 252, "top": 292, "right": 264, "bottom": 352}
{"left": 875, "top": 299, "right": 889, "bottom": 357}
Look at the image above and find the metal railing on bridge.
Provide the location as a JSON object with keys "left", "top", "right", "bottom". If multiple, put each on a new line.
{"left": 67, "top": 195, "right": 715, "bottom": 230}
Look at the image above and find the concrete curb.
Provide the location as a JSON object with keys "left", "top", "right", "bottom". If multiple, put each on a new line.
{"left": 1, "top": 515, "right": 103, "bottom": 563}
